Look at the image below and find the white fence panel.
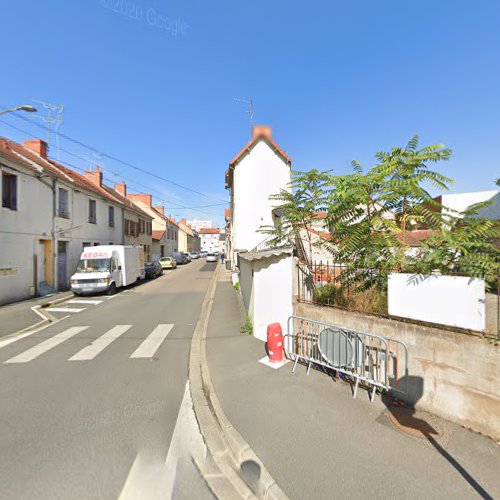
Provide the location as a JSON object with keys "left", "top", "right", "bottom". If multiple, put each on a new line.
{"left": 388, "top": 273, "right": 485, "bottom": 332}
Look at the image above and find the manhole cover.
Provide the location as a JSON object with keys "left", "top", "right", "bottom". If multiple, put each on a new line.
{"left": 387, "top": 403, "right": 450, "bottom": 445}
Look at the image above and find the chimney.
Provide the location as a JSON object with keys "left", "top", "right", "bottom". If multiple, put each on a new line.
{"left": 23, "top": 139, "right": 48, "bottom": 159}
{"left": 127, "top": 193, "right": 152, "bottom": 207}
{"left": 85, "top": 166, "right": 103, "bottom": 187}
{"left": 180, "top": 218, "right": 187, "bottom": 225}
{"left": 153, "top": 205, "right": 164, "bottom": 215}
{"left": 114, "top": 181, "right": 127, "bottom": 197}
{"left": 252, "top": 125, "right": 272, "bottom": 140}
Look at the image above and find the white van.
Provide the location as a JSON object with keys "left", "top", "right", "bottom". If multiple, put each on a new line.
{"left": 70, "top": 245, "right": 145, "bottom": 296}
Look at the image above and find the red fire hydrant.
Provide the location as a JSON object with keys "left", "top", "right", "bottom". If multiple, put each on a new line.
{"left": 267, "top": 322, "right": 284, "bottom": 363}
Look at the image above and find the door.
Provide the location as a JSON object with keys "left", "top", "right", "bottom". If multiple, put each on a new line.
{"left": 37, "top": 241, "right": 45, "bottom": 287}
{"left": 111, "top": 254, "right": 122, "bottom": 288}
{"left": 57, "top": 241, "right": 68, "bottom": 290}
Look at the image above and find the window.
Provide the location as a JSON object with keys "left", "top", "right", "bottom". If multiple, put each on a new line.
{"left": 139, "top": 219, "right": 145, "bottom": 234}
{"left": 83, "top": 242, "right": 90, "bottom": 249}
{"left": 160, "top": 245, "right": 165, "bottom": 257}
{"left": 58, "top": 188, "right": 69, "bottom": 218}
{"left": 108, "top": 206, "right": 115, "bottom": 227}
{"left": 88, "top": 199, "right": 97, "bottom": 223}
{"left": 2, "top": 172, "right": 17, "bottom": 210}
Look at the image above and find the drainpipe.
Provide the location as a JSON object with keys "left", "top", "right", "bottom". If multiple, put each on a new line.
{"left": 51, "top": 178, "right": 57, "bottom": 289}
{"left": 121, "top": 207, "right": 125, "bottom": 245}
{"left": 36, "top": 174, "right": 57, "bottom": 290}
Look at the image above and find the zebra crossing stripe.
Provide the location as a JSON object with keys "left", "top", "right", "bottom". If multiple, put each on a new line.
{"left": 4, "top": 327, "right": 89, "bottom": 364}
{"left": 67, "top": 299, "right": 103, "bottom": 305}
{"left": 48, "top": 307, "right": 86, "bottom": 313}
{"left": 69, "top": 325, "right": 132, "bottom": 361}
{"left": 130, "top": 324, "right": 174, "bottom": 359}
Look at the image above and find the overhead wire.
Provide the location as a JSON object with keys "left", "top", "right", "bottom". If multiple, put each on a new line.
{"left": 0, "top": 104, "right": 228, "bottom": 203}
{"left": 0, "top": 118, "right": 226, "bottom": 218}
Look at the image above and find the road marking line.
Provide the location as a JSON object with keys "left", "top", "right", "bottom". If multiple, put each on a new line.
{"left": 4, "top": 326, "right": 89, "bottom": 363}
{"left": 48, "top": 307, "right": 86, "bottom": 313}
{"left": 130, "top": 324, "right": 174, "bottom": 359}
{"left": 69, "top": 325, "right": 131, "bottom": 361}
{"left": 67, "top": 299, "right": 103, "bottom": 305}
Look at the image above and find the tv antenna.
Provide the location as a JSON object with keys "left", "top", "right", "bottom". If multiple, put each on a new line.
{"left": 32, "top": 99, "right": 64, "bottom": 159}
{"left": 233, "top": 97, "right": 254, "bottom": 135}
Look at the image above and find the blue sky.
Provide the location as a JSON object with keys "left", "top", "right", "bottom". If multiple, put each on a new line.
{"left": 1, "top": 0, "right": 499, "bottom": 226}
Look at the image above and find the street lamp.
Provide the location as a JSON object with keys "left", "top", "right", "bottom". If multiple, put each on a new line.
{"left": 0, "top": 104, "right": 37, "bottom": 116}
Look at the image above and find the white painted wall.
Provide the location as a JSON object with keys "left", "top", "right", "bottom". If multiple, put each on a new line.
{"left": 0, "top": 161, "right": 53, "bottom": 304}
{"left": 242, "top": 254, "right": 294, "bottom": 342}
{"left": 54, "top": 182, "right": 124, "bottom": 287}
{"left": 200, "top": 233, "right": 220, "bottom": 252}
{"left": 440, "top": 191, "right": 498, "bottom": 217}
{"left": 388, "top": 273, "right": 486, "bottom": 331}
{"left": 232, "top": 140, "right": 291, "bottom": 253}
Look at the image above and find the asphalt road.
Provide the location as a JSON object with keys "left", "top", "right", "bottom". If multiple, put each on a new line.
{"left": 0, "top": 259, "right": 217, "bottom": 500}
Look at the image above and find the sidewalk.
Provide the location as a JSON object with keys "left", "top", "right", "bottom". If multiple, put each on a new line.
{"left": 0, "top": 292, "right": 72, "bottom": 339}
{"left": 206, "top": 270, "right": 500, "bottom": 499}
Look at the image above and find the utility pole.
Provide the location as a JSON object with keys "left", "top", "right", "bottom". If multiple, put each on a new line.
{"left": 32, "top": 99, "right": 64, "bottom": 159}
{"left": 233, "top": 97, "right": 254, "bottom": 137}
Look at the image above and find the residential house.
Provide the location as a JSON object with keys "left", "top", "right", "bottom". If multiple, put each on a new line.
{"left": 0, "top": 137, "right": 138, "bottom": 304}
{"left": 126, "top": 194, "right": 178, "bottom": 259}
{"left": 178, "top": 219, "right": 201, "bottom": 253}
{"left": 187, "top": 219, "right": 212, "bottom": 232}
{"left": 112, "top": 181, "right": 153, "bottom": 259}
{"left": 199, "top": 228, "right": 220, "bottom": 253}
{"left": 225, "top": 125, "right": 293, "bottom": 341}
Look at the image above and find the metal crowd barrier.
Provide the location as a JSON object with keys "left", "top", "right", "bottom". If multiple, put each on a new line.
{"left": 284, "top": 316, "right": 409, "bottom": 401}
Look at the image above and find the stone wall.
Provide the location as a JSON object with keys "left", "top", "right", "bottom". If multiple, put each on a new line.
{"left": 294, "top": 301, "right": 500, "bottom": 440}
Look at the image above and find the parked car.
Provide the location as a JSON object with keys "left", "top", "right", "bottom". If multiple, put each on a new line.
{"left": 206, "top": 253, "right": 217, "bottom": 262}
{"left": 71, "top": 245, "right": 145, "bottom": 296}
{"left": 183, "top": 252, "right": 192, "bottom": 263}
{"left": 199, "top": 251, "right": 207, "bottom": 257}
{"left": 145, "top": 261, "right": 163, "bottom": 279}
{"left": 189, "top": 252, "right": 200, "bottom": 259}
{"left": 171, "top": 251, "right": 189, "bottom": 265}
{"left": 159, "top": 256, "right": 177, "bottom": 270}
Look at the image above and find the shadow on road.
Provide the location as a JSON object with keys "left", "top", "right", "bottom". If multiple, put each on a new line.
{"left": 383, "top": 376, "right": 493, "bottom": 500}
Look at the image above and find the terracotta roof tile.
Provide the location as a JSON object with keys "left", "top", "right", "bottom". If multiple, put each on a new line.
{"left": 398, "top": 230, "right": 436, "bottom": 246}
{"left": 152, "top": 230, "right": 166, "bottom": 241}
{"left": 229, "top": 130, "right": 291, "bottom": 167}
{"left": 199, "top": 228, "right": 220, "bottom": 234}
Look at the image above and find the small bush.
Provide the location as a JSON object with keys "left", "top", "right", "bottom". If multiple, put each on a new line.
{"left": 240, "top": 314, "right": 253, "bottom": 335}
{"left": 234, "top": 282, "right": 240, "bottom": 291}
{"left": 313, "top": 284, "right": 388, "bottom": 315}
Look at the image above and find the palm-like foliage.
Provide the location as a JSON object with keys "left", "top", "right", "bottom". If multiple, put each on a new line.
{"left": 259, "top": 169, "right": 330, "bottom": 259}
{"left": 263, "top": 136, "right": 499, "bottom": 291}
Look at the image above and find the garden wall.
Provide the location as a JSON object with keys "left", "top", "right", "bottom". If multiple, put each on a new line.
{"left": 294, "top": 301, "right": 500, "bottom": 440}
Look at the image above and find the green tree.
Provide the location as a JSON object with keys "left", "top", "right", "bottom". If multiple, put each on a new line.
{"left": 260, "top": 169, "right": 330, "bottom": 261}
{"left": 263, "top": 136, "right": 499, "bottom": 291}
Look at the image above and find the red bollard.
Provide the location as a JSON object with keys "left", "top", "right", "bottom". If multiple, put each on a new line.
{"left": 267, "top": 322, "right": 283, "bottom": 363}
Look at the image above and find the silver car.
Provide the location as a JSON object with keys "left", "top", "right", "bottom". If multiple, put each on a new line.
{"left": 206, "top": 253, "right": 217, "bottom": 262}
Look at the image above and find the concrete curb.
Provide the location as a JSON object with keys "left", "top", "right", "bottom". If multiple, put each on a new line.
{"left": 40, "top": 293, "right": 74, "bottom": 309}
{"left": 189, "top": 265, "right": 289, "bottom": 499}
{"left": 0, "top": 300, "right": 65, "bottom": 341}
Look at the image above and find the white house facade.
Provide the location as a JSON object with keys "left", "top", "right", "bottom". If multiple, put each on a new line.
{"left": 199, "top": 228, "right": 220, "bottom": 253}
{"left": 226, "top": 125, "right": 292, "bottom": 262}
{"left": 0, "top": 137, "right": 147, "bottom": 305}
{"left": 225, "top": 126, "right": 293, "bottom": 341}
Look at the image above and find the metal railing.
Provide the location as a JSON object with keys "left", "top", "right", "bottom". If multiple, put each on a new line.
{"left": 284, "top": 316, "right": 409, "bottom": 401}
{"left": 296, "top": 261, "right": 500, "bottom": 338}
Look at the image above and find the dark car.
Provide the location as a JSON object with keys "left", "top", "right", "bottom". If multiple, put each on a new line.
{"left": 171, "top": 251, "right": 189, "bottom": 265}
{"left": 145, "top": 261, "right": 163, "bottom": 279}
